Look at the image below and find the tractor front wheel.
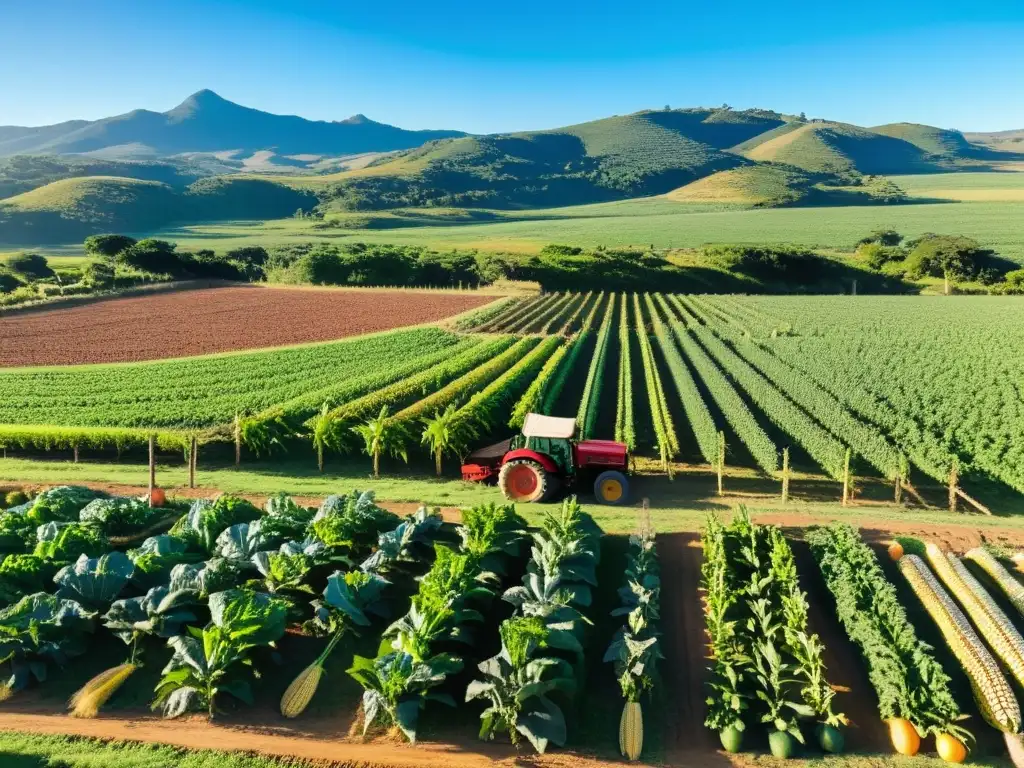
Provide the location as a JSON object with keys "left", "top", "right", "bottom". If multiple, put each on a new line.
{"left": 594, "top": 470, "right": 629, "bottom": 505}
{"left": 499, "top": 459, "right": 551, "bottom": 503}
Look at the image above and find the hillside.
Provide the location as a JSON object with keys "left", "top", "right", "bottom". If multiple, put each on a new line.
{"left": 0, "top": 174, "right": 314, "bottom": 243}
{"left": 0, "top": 90, "right": 465, "bottom": 158}
{"left": 0, "top": 154, "right": 203, "bottom": 199}
{"left": 869, "top": 123, "right": 986, "bottom": 159}
{"left": 740, "top": 121, "right": 941, "bottom": 177}
{"left": 316, "top": 107, "right": 795, "bottom": 209}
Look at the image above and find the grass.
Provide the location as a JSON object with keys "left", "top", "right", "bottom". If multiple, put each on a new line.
{"left": 741, "top": 122, "right": 938, "bottom": 176}
{"left": 0, "top": 732, "right": 322, "bottom": 768}
{"left": 5, "top": 454, "right": 1024, "bottom": 534}
{"left": 889, "top": 171, "right": 1024, "bottom": 201}
{"left": 118, "top": 197, "right": 1024, "bottom": 264}
{"left": 667, "top": 165, "right": 813, "bottom": 206}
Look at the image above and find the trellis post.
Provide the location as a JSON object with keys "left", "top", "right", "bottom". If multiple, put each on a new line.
{"left": 234, "top": 413, "right": 242, "bottom": 467}
{"left": 189, "top": 435, "right": 198, "bottom": 489}
{"left": 148, "top": 434, "right": 156, "bottom": 507}
{"left": 841, "top": 448, "right": 852, "bottom": 506}
{"left": 717, "top": 431, "right": 725, "bottom": 496}
{"left": 949, "top": 460, "right": 959, "bottom": 513}
{"left": 781, "top": 447, "right": 790, "bottom": 504}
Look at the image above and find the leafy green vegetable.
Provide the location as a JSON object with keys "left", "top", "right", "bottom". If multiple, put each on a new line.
{"left": 152, "top": 589, "right": 288, "bottom": 718}
{"left": 105, "top": 586, "right": 199, "bottom": 652}
{"left": 128, "top": 534, "right": 204, "bottom": 589}
{"left": 359, "top": 505, "right": 445, "bottom": 573}
{"left": 79, "top": 497, "right": 161, "bottom": 536}
{"left": 169, "top": 558, "right": 241, "bottom": 598}
{"left": 0, "top": 592, "right": 96, "bottom": 693}
{"left": 0, "top": 511, "right": 36, "bottom": 556}
{"left": 348, "top": 651, "right": 462, "bottom": 743}
{"left": 34, "top": 522, "right": 108, "bottom": 563}
{"left": 467, "top": 617, "right": 575, "bottom": 754}
{"left": 251, "top": 549, "right": 314, "bottom": 596}
{"left": 26, "top": 486, "right": 103, "bottom": 525}
{"left": 54, "top": 551, "right": 135, "bottom": 610}
{"left": 172, "top": 495, "right": 261, "bottom": 554}
{"left": 310, "top": 490, "right": 400, "bottom": 562}
{"left": 0, "top": 554, "right": 49, "bottom": 606}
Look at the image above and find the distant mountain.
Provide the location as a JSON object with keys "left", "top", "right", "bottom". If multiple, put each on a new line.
{"left": 0, "top": 90, "right": 465, "bottom": 158}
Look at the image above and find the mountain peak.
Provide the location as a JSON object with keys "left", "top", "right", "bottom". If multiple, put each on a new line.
{"left": 340, "top": 113, "right": 371, "bottom": 125}
{"left": 166, "top": 89, "right": 235, "bottom": 118}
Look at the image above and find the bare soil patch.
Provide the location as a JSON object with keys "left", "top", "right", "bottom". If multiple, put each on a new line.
{"left": 0, "top": 285, "right": 491, "bottom": 366}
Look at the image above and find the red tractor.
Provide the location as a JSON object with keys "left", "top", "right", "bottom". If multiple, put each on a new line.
{"left": 461, "top": 413, "right": 630, "bottom": 505}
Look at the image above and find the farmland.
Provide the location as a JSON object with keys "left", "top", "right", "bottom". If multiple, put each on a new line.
{"left": 117, "top": 194, "right": 1024, "bottom": 266}
{"left": 0, "top": 286, "right": 493, "bottom": 366}
{"left": 2, "top": 292, "right": 1023, "bottom": 513}
{"left": 3, "top": 289, "right": 1024, "bottom": 767}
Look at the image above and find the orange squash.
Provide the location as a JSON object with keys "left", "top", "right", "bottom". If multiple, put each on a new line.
{"left": 936, "top": 733, "right": 967, "bottom": 763}
{"left": 888, "top": 718, "right": 920, "bottom": 756}
{"left": 149, "top": 487, "right": 166, "bottom": 508}
{"left": 888, "top": 541, "right": 905, "bottom": 561}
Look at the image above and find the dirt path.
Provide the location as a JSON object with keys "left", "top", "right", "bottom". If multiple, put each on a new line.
{"left": 0, "top": 712, "right": 647, "bottom": 768}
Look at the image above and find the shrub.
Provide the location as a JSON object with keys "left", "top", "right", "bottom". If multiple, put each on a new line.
{"left": 857, "top": 243, "right": 905, "bottom": 271}
{"left": 5, "top": 253, "right": 54, "bottom": 281}
{"left": 857, "top": 229, "right": 903, "bottom": 247}
{"left": 702, "top": 244, "right": 822, "bottom": 280}
{"left": 903, "top": 235, "right": 997, "bottom": 282}
{"left": 83, "top": 234, "right": 137, "bottom": 260}
{"left": 117, "top": 239, "right": 182, "bottom": 276}
{"left": 0, "top": 271, "right": 24, "bottom": 293}
{"left": 225, "top": 246, "right": 269, "bottom": 267}
{"left": 291, "top": 247, "right": 349, "bottom": 285}
{"left": 997, "top": 269, "right": 1024, "bottom": 295}
{"left": 83, "top": 260, "right": 115, "bottom": 288}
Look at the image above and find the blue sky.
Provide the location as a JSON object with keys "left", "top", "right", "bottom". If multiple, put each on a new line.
{"left": 1, "top": 0, "right": 1023, "bottom": 133}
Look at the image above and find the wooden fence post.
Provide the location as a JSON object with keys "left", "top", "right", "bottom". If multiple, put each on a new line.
{"left": 781, "top": 447, "right": 790, "bottom": 504}
{"left": 717, "top": 431, "right": 725, "bottom": 497}
{"left": 841, "top": 448, "right": 852, "bottom": 506}
{"left": 148, "top": 435, "right": 156, "bottom": 507}
{"left": 949, "top": 460, "right": 959, "bottom": 513}
{"left": 234, "top": 413, "right": 241, "bottom": 467}
{"left": 73, "top": 444, "right": 79, "bottom": 464}
{"left": 189, "top": 435, "right": 198, "bottom": 489}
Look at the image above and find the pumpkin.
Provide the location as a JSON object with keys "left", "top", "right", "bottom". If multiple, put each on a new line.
{"left": 768, "top": 729, "right": 795, "bottom": 759}
{"left": 719, "top": 724, "right": 744, "bottom": 754}
{"left": 149, "top": 487, "right": 166, "bottom": 508}
{"left": 817, "top": 723, "right": 845, "bottom": 754}
{"left": 936, "top": 733, "right": 967, "bottom": 763}
{"left": 888, "top": 541, "right": 905, "bottom": 561}
{"left": 888, "top": 718, "right": 920, "bottom": 756}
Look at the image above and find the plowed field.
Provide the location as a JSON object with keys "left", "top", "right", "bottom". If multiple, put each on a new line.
{"left": 0, "top": 286, "right": 491, "bottom": 366}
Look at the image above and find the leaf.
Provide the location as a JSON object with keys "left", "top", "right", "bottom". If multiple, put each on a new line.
{"left": 163, "top": 686, "right": 201, "bottom": 718}
{"left": 54, "top": 551, "right": 134, "bottom": 609}
{"left": 395, "top": 698, "right": 421, "bottom": 743}
{"left": 515, "top": 695, "right": 566, "bottom": 754}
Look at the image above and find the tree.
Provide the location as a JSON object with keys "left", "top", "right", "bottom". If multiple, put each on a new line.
{"left": 420, "top": 405, "right": 472, "bottom": 477}
{"left": 5, "top": 253, "right": 54, "bottom": 281}
{"left": 0, "top": 271, "right": 24, "bottom": 293}
{"left": 903, "top": 235, "right": 996, "bottom": 294}
{"left": 83, "top": 234, "right": 137, "bottom": 260}
{"left": 352, "top": 406, "right": 407, "bottom": 478}
{"left": 998, "top": 269, "right": 1024, "bottom": 295}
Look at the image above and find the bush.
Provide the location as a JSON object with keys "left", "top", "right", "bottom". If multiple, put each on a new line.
{"left": 856, "top": 229, "right": 903, "bottom": 247}
{"left": 83, "top": 234, "right": 137, "bottom": 260}
{"left": 291, "top": 246, "right": 349, "bottom": 285}
{"left": 117, "top": 239, "right": 182, "bottom": 276}
{"left": 857, "top": 243, "right": 904, "bottom": 271}
{"left": 903, "top": 235, "right": 998, "bottom": 282}
{"left": 83, "top": 260, "right": 115, "bottom": 289}
{"left": 0, "top": 271, "right": 24, "bottom": 293}
{"left": 225, "top": 246, "right": 269, "bottom": 267}
{"left": 702, "top": 244, "right": 822, "bottom": 281}
{"left": 5, "top": 253, "right": 54, "bottom": 281}
{"left": 997, "top": 269, "right": 1024, "bottom": 295}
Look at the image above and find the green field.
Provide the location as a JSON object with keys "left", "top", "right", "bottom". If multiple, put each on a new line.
{"left": 127, "top": 196, "right": 1024, "bottom": 264}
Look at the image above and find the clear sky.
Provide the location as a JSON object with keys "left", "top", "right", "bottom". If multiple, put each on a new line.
{"left": 2, "top": 0, "right": 1023, "bottom": 133}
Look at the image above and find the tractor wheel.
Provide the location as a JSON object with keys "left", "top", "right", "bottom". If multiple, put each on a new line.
{"left": 594, "top": 470, "right": 629, "bottom": 505}
{"left": 499, "top": 459, "right": 551, "bottom": 503}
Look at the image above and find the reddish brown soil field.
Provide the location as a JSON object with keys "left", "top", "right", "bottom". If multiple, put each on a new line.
{"left": 0, "top": 286, "right": 491, "bottom": 366}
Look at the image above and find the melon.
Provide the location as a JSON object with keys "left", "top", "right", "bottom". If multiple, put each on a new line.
{"left": 818, "top": 723, "right": 845, "bottom": 753}
{"left": 719, "top": 724, "right": 744, "bottom": 753}
{"left": 769, "top": 729, "right": 795, "bottom": 759}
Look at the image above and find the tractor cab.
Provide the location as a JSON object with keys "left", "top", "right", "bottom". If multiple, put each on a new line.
{"left": 461, "top": 413, "right": 630, "bottom": 505}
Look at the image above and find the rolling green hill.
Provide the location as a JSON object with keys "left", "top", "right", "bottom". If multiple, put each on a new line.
{"left": 870, "top": 123, "right": 989, "bottom": 159}
{"left": 667, "top": 165, "right": 816, "bottom": 206}
{"left": 741, "top": 121, "right": 940, "bottom": 176}
{"left": 316, "top": 107, "right": 794, "bottom": 210}
{"left": 0, "top": 175, "right": 315, "bottom": 243}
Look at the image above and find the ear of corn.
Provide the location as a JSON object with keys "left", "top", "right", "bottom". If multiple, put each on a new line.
{"left": 68, "top": 663, "right": 137, "bottom": 718}
{"left": 964, "top": 548, "right": 1024, "bottom": 617}
{"left": 280, "top": 661, "right": 324, "bottom": 718}
{"left": 899, "top": 554, "right": 1020, "bottom": 737}
{"left": 619, "top": 700, "right": 643, "bottom": 760}
{"left": 926, "top": 543, "right": 1024, "bottom": 690}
